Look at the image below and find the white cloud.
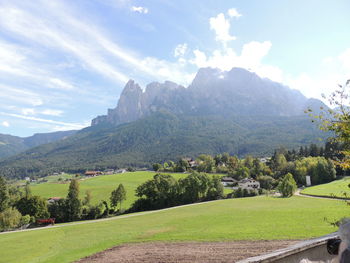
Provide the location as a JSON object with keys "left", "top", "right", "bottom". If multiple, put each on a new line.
{"left": 0, "top": 112, "right": 86, "bottom": 129}
{"left": 22, "top": 108, "right": 35, "bottom": 115}
{"left": 0, "top": 84, "right": 44, "bottom": 106}
{"left": 1, "top": 121, "right": 9, "bottom": 127}
{"left": 40, "top": 109, "right": 64, "bottom": 116}
{"left": 21, "top": 108, "right": 63, "bottom": 117}
{"left": 174, "top": 43, "right": 188, "bottom": 58}
{"left": 339, "top": 48, "right": 350, "bottom": 72}
{"left": 228, "top": 8, "right": 242, "bottom": 18}
{"left": 131, "top": 6, "right": 148, "bottom": 14}
{"left": 210, "top": 13, "right": 236, "bottom": 44}
{"left": 286, "top": 48, "right": 350, "bottom": 101}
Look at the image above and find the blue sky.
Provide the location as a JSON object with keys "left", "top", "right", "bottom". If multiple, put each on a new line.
{"left": 0, "top": 0, "right": 349, "bottom": 136}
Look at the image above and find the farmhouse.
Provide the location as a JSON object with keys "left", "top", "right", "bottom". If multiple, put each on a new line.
{"left": 48, "top": 197, "right": 63, "bottom": 204}
{"left": 238, "top": 178, "right": 260, "bottom": 190}
{"left": 85, "top": 171, "right": 103, "bottom": 176}
{"left": 116, "top": 169, "right": 127, "bottom": 173}
{"left": 221, "top": 177, "right": 237, "bottom": 186}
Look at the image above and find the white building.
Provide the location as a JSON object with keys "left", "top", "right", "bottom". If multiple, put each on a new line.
{"left": 238, "top": 178, "right": 260, "bottom": 190}
{"left": 221, "top": 177, "right": 237, "bottom": 186}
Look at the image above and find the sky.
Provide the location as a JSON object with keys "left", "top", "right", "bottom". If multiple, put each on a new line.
{"left": 0, "top": 0, "right": 349, "bottom": 137}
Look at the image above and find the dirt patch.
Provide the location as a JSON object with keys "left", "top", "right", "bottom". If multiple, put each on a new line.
{"left": 76, "top": 240, "right": 299, "bottom": 263}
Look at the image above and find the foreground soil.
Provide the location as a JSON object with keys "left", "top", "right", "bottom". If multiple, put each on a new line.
{"left": 77, "top": 240, "right": 299, "bottom": 263}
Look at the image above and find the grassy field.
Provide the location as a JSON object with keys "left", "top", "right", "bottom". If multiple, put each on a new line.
{"left": 29, "top": 171, "right": 231, "bottom": 209}
{"left": 0, "top": 196, "right": 349, "bottom": 263}
{"left": 301, "top": 177, "right": 350, "bottom": 198}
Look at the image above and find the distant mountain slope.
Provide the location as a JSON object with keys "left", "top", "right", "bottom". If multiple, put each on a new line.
{"left": 0, "top": 111, "right": 327, "bottom": 179}
{"left": 0, "top": 130, "right": 77, "bottom": 159}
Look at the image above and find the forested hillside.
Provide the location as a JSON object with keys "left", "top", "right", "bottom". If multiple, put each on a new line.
{"left": 0, "top": 111, "right": 327, "bottom": 179}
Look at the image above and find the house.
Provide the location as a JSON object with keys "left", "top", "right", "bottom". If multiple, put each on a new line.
{"left": 238, "top": 178, "right": 260, "bottom": 190}
{"left": 116, "top": 169, "right": 127, "bottom": 174}
{"left": 25, "top": 177, "right": 30, "bottom": 181}
{"left": 104, "top": 169, "right": 115, "bottom": 175}
{"left": 48, "top": 197, "right": 63, "bottom": 204}
{"left": 182, "top": 158, "right": 198, "bottom": 168}
{"left": 221, "top": 177, "right": 237, "bottom": 186}
{"left": 84, "top": 170, "right": 103, "bottom": 176}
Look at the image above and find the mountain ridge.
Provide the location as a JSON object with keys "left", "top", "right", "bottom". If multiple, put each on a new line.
{"left": 92, "top": 67, "right": 326, "bottom": 127}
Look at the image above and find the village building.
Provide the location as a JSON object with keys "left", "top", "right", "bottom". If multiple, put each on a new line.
{"left": 85, "top": 171, "right": 103, "bottom": 176}
{"left": 116, "top": 169, "right": 127, "bottom": 174}
{"left": 221, "top": 177, "right": 237, "bottom": 186}
{"left": 238, "top": 178, "right": 260, "bottom": 190}
{"left": 47, "top": 197, "right": 63, "bottom": 204}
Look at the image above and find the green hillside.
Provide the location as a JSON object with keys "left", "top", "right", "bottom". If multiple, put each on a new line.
{"left": 0, "top": 196, "right": 346, "bottom": 263}
{"left": 301, "top": 177, "right": 350, "bottom": 198}
{"left": 29, "top": 171, "right": 189, "bottom": 208}
{"left": 0, "top": 112, "right": 327, "bottom": 179}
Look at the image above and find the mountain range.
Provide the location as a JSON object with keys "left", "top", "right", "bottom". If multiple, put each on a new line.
{"left": 0, "top": 130, "right": 77, "bottom": 159}
{"left": 0, "top": 67, "right": 328, "bottom": 179}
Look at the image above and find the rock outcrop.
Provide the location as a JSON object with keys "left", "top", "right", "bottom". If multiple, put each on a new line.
{"left": 91, "top": 67, "right": 325, "bottom": 126}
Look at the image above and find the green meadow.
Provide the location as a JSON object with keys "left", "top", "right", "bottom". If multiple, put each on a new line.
{"left": 29, "top": 171, "right": 231, "bottom": 209}
{"left": 0, "top": 196, "right": 348, "bottom": 263}
{"left": 301, "top": 177, "right": 350, "bottom": 198}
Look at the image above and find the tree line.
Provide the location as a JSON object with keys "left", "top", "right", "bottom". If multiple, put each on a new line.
{"left": 129, "top": 172, "right": 224, "bottom": 212}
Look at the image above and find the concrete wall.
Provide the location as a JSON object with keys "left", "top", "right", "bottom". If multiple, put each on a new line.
{"left": 237, "top": 233, "right": 338, "bottom": 263}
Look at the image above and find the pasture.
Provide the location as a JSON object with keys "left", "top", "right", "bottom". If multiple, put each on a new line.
{"left": 29, "top": 171, "right": 231, "bottom": 209}
{"left": 301, "top": 177, "right": 350, "bottom": 198}
{"left": 30, "top": 171, "right": 187, "bottom": 208}
{"left": 0, "top": 196, "right": 348, "bottom": 263}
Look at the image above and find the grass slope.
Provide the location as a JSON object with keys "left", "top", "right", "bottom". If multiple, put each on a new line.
{"left": 301, "top": 177, "right": 350, "bottom": 198}
{"left": 0, "top": 196, "right": 348, "bottom": 263}
{"left": 30, "top": 171, "right": 189, "bottom": 208}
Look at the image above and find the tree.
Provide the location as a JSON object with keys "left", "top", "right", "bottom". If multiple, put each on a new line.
{"left": 66, "top": 179, "right": 82, "bottom": 221}
{"left": 0, "top": 207, "right": 22, "bottom": 231}
{"left": 152, "top": 163, "right": 162, "bottom": 172}
{"left": 15, "top": 196, "right": 49, "bottom": 219}
{"left": 24, "top": 182, "right": 31, "bottom": 198}
{"left": 83, "top": 190, "right": 92, "bottom": 206}
{"left": 136, "top": 174, "right": 178, "bottom": 208}
{"left": 179, "top": 172, "right": 210, "bottom": 203}
{"left": 206, "top": 176, "right": 224, "bottom": 200}
{"left": 0, "top": 176, "right": 9, "bottom": 212}
{"left": 110, "top": 184, "right": 127, "bottom": 211}
{"left": 278, "top": 173, "right": 297, "bottom": 197}
{"left": 310, "top": 79, "right": 350, "bottom": 167}
{"left": 196, "top": 155, "right": 215, "bottom": 173}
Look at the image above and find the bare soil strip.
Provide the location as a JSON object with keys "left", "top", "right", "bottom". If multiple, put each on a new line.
{"left": 76, "top": 240, "right": 299, "bottom": 263}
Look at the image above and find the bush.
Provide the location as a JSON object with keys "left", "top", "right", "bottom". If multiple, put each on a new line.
{"left": 20, "top": 215, "right": 31, "bottom": 226}
{"left": 0, "top": 207, "right": 22, "bottom": 231}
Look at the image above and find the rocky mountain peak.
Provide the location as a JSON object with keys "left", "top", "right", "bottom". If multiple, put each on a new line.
{"left": 91, "top": 67, "right": 327, "bottom": 126}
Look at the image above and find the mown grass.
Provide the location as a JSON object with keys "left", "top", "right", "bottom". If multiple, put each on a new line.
{"left": 301, "top": 177, "right": 350, "bottom": 198}
{"left": 0, "top": 196, "right": 348, "bottom": 263}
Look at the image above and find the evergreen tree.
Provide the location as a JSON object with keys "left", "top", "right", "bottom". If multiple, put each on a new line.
{"left": 24, "top": 182, "right": 31, "bottom": 199}
{"left": 66, "top": 179, "right": 81, "bottom": 221}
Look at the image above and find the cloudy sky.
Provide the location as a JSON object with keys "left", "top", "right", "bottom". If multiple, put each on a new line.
{"left": 0, "top": 0, "right": 349, "bottom": 136}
